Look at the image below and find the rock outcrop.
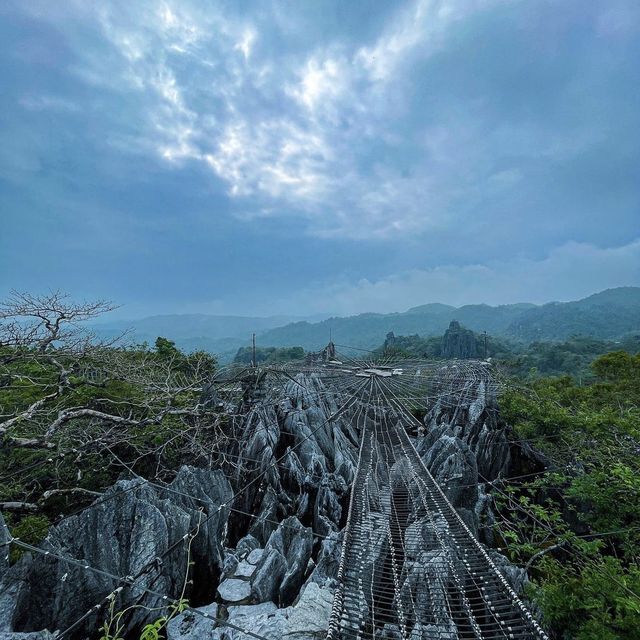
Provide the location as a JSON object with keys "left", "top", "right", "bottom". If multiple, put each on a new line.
{"left": 1, "top": 467, "right": 232, "bottom": 636}
{"left": 170, "top": 581, "right": 333, "bottom": 640}
{"left": 441, "top": 320, "right": 479, "bottom": 359}
{"left": 0, "top": 368, "right": 539, "bottom": 639}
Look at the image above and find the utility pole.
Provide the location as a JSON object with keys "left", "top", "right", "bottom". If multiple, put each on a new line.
{"left": 483, "top": 331, "right": 488, "bottom": 359}
{"left": 252, "top": 332, "right": 256, "bottom": 368}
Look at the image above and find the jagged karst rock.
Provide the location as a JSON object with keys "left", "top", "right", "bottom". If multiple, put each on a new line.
{"left": 207, "top": 582, "right": 333, "bottom": 640}
{"left": 0, "top": 369, "right": 541, "bottom": 640}
{"left": 421, "top": 433, "right": 479, "bottom": 510}
{"left": 251, "top": 548, "right": 288, "bottom": 605}
{"left": 167, "top": 603, "right": 218, "bottom": 640}
{"left": 218, "top": 578, "right": 252, "bottom": 603}
{"left": 248, "top": 487, "right": 281, "bottom": 545}
{"left": 441, "top": 321, "right": 479, "bottom": 359}
{"left": 313, "top": 473, "right": 346, "bottom": 537}
{"left": 214, "top": 601, "right": 288, "bottom": 640}
{"left": 0, "top": 513, "right": 9, "bottom": 575}
{"left": 251, "top": 517, "right": 313, "bottom": 606}
{"left": 2, "top": 467, "right": 232, "bottom": 637}
{"left": 283, "top": 581, "right": 333, "bottom": 639}
{"left": 0, "top": 557, "right": 32, "bottom": 632}
{"left": 307, "top": 530, "right": 342, "bottom": 588}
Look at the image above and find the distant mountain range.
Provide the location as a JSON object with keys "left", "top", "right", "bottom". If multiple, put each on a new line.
{"left": 92, "top": 313, "right": 324, "bottom": 358}
{"left": 93, "top": 287, "right": 640, "bottom": 360}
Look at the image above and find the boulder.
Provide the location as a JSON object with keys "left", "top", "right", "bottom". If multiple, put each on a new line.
{"left": 236, "top": 535, "right": 261, "bottom": 558}
{"left": 283, "top": 582, "right": 333, "bottom": 639}
{"left": 246, "top": 548, "right": 264, "bottom": 565}
{"left": 217, "top": 578, "right": 252, "bottom": 604}
{"left": 234, "top": 560, "right": 256, "bottom": 578}
{"left": 213, "top": 602, "right": 288, "bottom": 640}
{"left": 167, "top": 603, "right": 218, "bottom": 640}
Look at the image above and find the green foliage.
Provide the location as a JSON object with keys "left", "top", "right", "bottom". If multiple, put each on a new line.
{"left": 531, "top": 556, "right": 640, "bottom": 640}
{"left": 154, "top": 336, "right": 217, "bottom": 376}
{"left": 233, "top": 345, "right": 304, "bottom": 364}
{"left": 1, "top": 337, "right": 220, "bottom": 550}
{"left": 98, "top": 592, "right": 189, "bottom": 640}
{"left": 499, "top": 337, "right": 640, "bottom": 379}
{"left": 6, "top": 514, "right": 51, "bottom": 563}
{"left": 496, "top": 350, "right": 640, "bottom": 638}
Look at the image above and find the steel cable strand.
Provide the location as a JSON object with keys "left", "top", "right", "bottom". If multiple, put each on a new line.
{"left": 382, "top": 380, "right": 546, "bottom": 638}
{"left": 386, "top": 394, "right": 549, "bottom": 640}
{"left": 376, "top": 377, "right": 525, "bottom": 638}
{"left": 8, "top": 538, "right": 272, "bottom": 640}
{"left": 384, "top": 400, "right": 536, "bottom": 626}
{"left": 327, "top": 380, "right": 373, "bottom": 640}
{"left": 338, "top": 397, "right": 371, "bottom": 637}
{"left": 372, "top": 391, "right": 422, "bottom": 637}
{"left": 377, "top": 394, "right": 483, "bottom": 638}
{"left": 368, "top": 389, "right": 408, "bottom": 640}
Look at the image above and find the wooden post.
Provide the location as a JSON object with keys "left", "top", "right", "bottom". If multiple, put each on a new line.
{"left": 252, "top": 333, "right": 256, "bottom": 368}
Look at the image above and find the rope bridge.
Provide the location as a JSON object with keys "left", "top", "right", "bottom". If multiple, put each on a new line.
{"left": 2, "top": 350, "right": 549, "bottom": 639}
{"left": 318, "top": 367, "right": 547, "bottom": 640}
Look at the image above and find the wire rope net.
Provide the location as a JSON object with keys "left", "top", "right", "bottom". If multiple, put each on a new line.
{"left": 265, "top": 352, "right": 548, "bottom": 640}
{"left": 2, "top": 348, "right": 549, "bottom": 639}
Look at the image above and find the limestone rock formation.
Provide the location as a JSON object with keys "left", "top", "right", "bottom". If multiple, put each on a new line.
{"left": 441, "top": 320, "right": 479, "bottom": 359}
{"left": 1, "top": 467, "right": 232, "bottom": 636}
{"left": 0, "top": 369, "right": 540, "bottom": 639}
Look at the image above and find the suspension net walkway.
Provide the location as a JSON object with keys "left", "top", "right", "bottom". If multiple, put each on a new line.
{"left": 2, "top": 349, "right": 550, "bottom": 640}
{"left": 225, "top": 350, "right": 549, "bottom": 639}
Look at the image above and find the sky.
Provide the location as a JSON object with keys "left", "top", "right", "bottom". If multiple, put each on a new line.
{"left": 1, "top": 0, "right": 639, "bottom": 319}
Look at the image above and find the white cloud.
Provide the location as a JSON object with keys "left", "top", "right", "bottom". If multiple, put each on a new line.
{"left": 13, "top": 0, "right": 631, "bottom": 244}
{"left": 204, "top": 119, "right": 331, "bottom": 201}
{"left": 19, "top": 0, "right": 497, "bottom": 239}
{"left": 234, "top": 28, "right": 256, "bottom": 61}
{"left": 19, "top": 95, "right": 80, "bottom": 113}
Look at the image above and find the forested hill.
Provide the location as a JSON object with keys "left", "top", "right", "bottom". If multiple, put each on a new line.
{"left": 507, "top": 286, "right": 640, "bottom": 341}
{"left": 90, "top": 287, "right": 640, "bottom": 357}
{"left": 259, "top": 287, "right": 640, "bottom": 351}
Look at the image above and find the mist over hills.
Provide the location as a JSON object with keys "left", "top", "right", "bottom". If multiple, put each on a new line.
{"left": 92, "top": 313, "right": 323, "bottom": 356}
{"left": 94, "top": 287, "right": 640, "bottom": 359}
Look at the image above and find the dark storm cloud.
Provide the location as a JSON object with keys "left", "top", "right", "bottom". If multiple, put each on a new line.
{"left": 0, "top": 0, "right": 638, "bottom": 316}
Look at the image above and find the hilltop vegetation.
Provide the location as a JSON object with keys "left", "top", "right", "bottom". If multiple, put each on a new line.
{"left": 498, "top": 351, "right": 640, "bottom": 639}
{"left": 376, "top": 321, "right": 640, "bottom": 379}
{"left": 258, "top": 287, "right": 640, "bottom": 351}
{"left": 233, "top": 345, "right": 304, "bottom": 365}
{"left": 89, "top": 288, "right": 640, "bottom": 358}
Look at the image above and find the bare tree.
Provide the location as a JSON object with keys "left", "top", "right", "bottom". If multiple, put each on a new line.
{"left": 0, "top": 291, "right": 228, "bottom": 512}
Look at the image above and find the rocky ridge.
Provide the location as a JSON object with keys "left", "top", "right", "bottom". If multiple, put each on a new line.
{"left": 0, "top": 369, "right": 539, "bottom": 639}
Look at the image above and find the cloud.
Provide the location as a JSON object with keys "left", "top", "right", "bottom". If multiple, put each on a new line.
{"left": 19, "top": 95, "right": 80, "bottom": 112}
{"left": 6, "top": 0, "right": 546, "bottom": 239}
{"left": 7, "top": 0, "right": 638, "bottom": 243}
{"left": 1, "top": 0, "right": 639, "bottom": 318}
{"left": 274, "top": 239, "right": 640, "bottom": 315}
